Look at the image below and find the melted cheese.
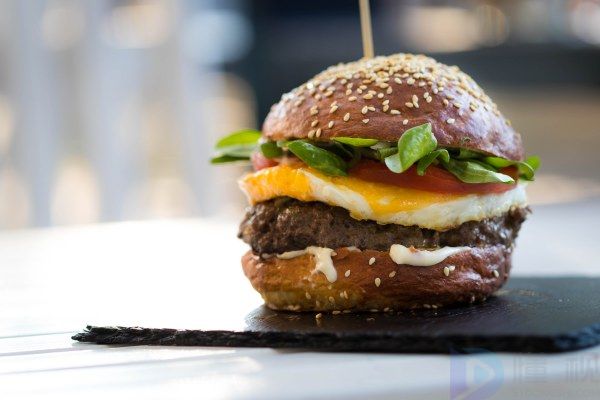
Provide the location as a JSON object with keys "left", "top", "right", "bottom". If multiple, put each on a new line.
{"left": 239, "top": 165, "right": 528, "bottom": 230}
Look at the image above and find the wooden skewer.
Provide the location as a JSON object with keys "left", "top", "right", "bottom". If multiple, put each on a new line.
{"left": 359, "top": 0, "right": 374, "bottom": 59}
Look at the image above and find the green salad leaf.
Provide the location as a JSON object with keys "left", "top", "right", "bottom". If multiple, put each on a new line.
{"left": 211, "top": 125, "right": 539, "bottom": 185}
{"left": 260, "top": 141, "right": 283, "bottom": 158}
{"left": 442, "top": 159, "right": 515, "bottom": 184}
{"left": 333, "top": 137, "right": 379, "bottom": 147}
{"left": 211, "top": 129, "right": 261, "bottom": 162}
{"left": 385, "top": 123, "right": 437, "bottom": 173}
{"left": 286, "top": 140, "right": 347, "bottom": 176}
{"left": 416, "top": 149, "right": 450, "bottom": 176}
{"left": 210, "top": 154, "right": 250, "bottom": 164}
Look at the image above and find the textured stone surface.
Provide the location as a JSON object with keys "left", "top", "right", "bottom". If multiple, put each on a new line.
{"left": 73, "top": 278, "right": 600, "bottom": 353}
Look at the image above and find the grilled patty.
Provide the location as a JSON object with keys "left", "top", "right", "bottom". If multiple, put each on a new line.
{"left": 238, "top": 197, "right": 528, "bottom": 255}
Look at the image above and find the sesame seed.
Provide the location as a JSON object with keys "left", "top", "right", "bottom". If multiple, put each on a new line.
{"left": 379, "top": 83, "right": 389, "bottom": 89}
{"left": 389, "top": 271, "right": 396, "bottom": 278}
{"left": 449, "top": 265, "right": 456, "bottom": 271}
{"left": 305, "top": 292, "right": 312, "bottom": 299}
{"left": 332, "top": 310, "right": 341, "bottom": 315}
{"left": 446, "top": 118, "right": 455, "bottom": 124}
{"left": 423, "top": 92, "right": 429, "bottom": 98}
{"left": 345, "top": 89, "right": 352, "bottom": 95}
{"left": 443, "top": 99, "right": 449, "bottom": 106}
{"left": 328, "top": 121, "right": 335, "bottom": 128}
{"left": 394, "top": 77, "right": 402, "bottom": 84}
{"left": 403, "top": 119, "right": 408, "bottom": 125}
{"left": 315, "top": 313, "right": 322, "bottom": 319}
{"left": 362, "top": 118, "right": 370, "bottom": 124}
{"left": 369, "top": 257, "right": 376, "bottom": 265}
{"left": 426, "top": 97, "right": 432, "bottom": 103}
{"left": 386, "top": 87, "right": 393, "bottom": 94}
{"left": 363, "top": 94, "right": 373, "bottom": 100}
{"left": 367, "top": 106, "right": 375, "bottom": 111}
{"left": 493, "top": 270, "right": 500, "bottom": 278}
{"left": 412, "top": 95, "right": 419, "bottom": 104}
{"left": 383, "top": 105, "right": 389, "bottom": 112}
{"left": 329, "top": 105, "right": 338, "bottom": 114}
{"left": 359, "top": 85, "right": 367, "bottom": 90}
{"left": 311, "top": 120, "right": 318, "bottom": 127}
{"left": 344, "top": 269, "right": 351, "bottom": 277}
{"left": 324, "top": 91, "right": 333, "bottom": 97}
{"left": 315, "top": 128, "right": 322, "bottom": 137}
{"left": 357, "top": 88, "right": 363, "bottom": 94}
{"left": 328, "top": 296, "right": 335, "bottom": 303}
{"left": 405, "top": 102, "right": 414, "bottom": 108}
{"left": 377, "top": 93, "right": 384, "bottom": 98}
{"left": 418, "top": 81, "right": 426, "bottom": 87}
{"left": 453, "top": 102, "right": 461, "bottom": 108}
{"left": 390, "top": 109, "right": 401, "bottom": 115}
{"left": 383, "top": 100, "right": 390, "bottom": 105}
{"left": 383, "top": 307, "right": 390, "bottom": 312}
{"left": 310, "top": 107, "right": 319, "bottom": 116}
{"left": 348, "top": 96, "right": 357, "bottom": 101}
{"left": 361, "top": 106, "right": 368, "bottom": 114}
{"left": 444, "top": 266, "right": 450, "bottom": 276}
{"left": 406, "top": 78, "right": 415, "bottom": 85}
{"left": 343, "top": 112, "right": 350, "bottom": 121}
{"left": 375, "top": 278, "right": 381, "bottom": 287}
{"left": 308, "top": 129, "right": 316, "bottom": 138}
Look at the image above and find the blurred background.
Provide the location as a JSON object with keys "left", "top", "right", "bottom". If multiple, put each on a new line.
{"left": 0, "top": 0, "right": 599, "bottom": 230}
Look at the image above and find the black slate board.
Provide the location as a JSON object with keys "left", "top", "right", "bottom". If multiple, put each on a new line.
{"left": 73, "top": 277, "right": 600, "bottom": 353}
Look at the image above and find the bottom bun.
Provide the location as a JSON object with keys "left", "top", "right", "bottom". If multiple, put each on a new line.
{"left": 242, "top": 246, "right": 512, "bottom": 312}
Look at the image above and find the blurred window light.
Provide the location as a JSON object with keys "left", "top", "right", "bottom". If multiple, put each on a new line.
{"left": 570, "top": 0, "right": 600, "bottom": 45}
{"left": 0, "top": 95, "right": 15, "bottom": 156}
{"left": 51, "top": 157, "right": 100, "bottom": 226}
{"left": 124, "top": 176, "right": 195, "bottom": 219}
{"left": 41, "top": 0, "right": 85, "bottom": 50}
{"left": 182, "top": 10, "right": 252, "bottom": 65}
{"left": 397, "top": 5, "right": 508, "bottom": 53}
{"left": 0, "top": 166, "right": 31, "bottom": 229}
{"left": 102, "top": 0, "right": 172, "bottom": 49}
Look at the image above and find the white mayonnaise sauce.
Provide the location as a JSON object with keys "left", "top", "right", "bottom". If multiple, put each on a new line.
{"left": 277, "top": 246, "right": 337, "bottom": 283}
{"left": 389, "top": 244, "right": 468, "bottom": 266}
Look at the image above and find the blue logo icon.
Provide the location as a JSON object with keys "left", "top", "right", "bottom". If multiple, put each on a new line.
{"left": 450, "top": 349, "right": 504, "bottom": 400}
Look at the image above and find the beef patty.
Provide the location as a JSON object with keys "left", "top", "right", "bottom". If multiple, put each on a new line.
{"left": 239, "top": 197, "right": 528, "bottom": 255}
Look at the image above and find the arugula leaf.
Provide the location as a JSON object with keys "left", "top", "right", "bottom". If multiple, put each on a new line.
{"left": 287, "top": 140, "right": 347, "bottom": 176}
{"left": 210, "top": 154, "right": 249, "bottom": 164}
{"left": 333, "top": 137, "right": 379, "bottom": 147}
{"left": 416, "top": 149, "right": 450, "bottom": 176}
{"left": 260, "top": 141, "right": 283, "bottom": 158}
{"left": 442, "top": 159, "right": 515, "bottom": 184}
{"left": 386, "top": 123, "right": 437, "bottom": 173}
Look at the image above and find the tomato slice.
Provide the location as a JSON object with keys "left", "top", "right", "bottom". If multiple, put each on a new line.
{"left": 349, "top": 160, "right": 517, "bottom": 195}
{"left": 251, "top": 152, "right": 279, "bottom": 171}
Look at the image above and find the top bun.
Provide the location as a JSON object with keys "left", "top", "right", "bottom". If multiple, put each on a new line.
{"left": 263, "top": 54, "right": 524, "bottom": 161}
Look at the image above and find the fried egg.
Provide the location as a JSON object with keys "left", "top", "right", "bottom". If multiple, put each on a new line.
{"left": 239, "top": 165, "right": 527, "bottom": 230}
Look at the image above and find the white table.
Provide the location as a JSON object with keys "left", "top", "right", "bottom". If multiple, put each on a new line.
{"left": 1, "top": 200, "right": 599, "bottom": 399}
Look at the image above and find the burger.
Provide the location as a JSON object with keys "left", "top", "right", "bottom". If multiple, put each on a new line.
{"left": 212, "top": 54, "right": 539, "bottom": 312}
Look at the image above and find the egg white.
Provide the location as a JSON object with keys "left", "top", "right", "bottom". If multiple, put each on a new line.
{"left": 303, "top": 170, "right": 528, "bottom": 230}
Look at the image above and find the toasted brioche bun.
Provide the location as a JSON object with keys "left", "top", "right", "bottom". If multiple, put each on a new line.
{"left": 242, "top": 245, "right": 511, "bottom": 312}
{"left": 263, "top": 53, "right": 524, "bottom": 161}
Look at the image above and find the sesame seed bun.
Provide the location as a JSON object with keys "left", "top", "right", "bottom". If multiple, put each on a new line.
{"left": 263, "top": 53, "right": 524, "bottom": 161}
{"left": 242, "top": 245, "right": 511, "bottom": 312}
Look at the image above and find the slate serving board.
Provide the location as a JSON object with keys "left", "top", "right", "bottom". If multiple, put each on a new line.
{"left": 73, "top": 277, "right": 600, "bottom": 353}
